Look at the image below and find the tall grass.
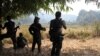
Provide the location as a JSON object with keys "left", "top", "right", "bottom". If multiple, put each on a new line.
{"left": 1, "top": 25, "right": 100, "bottom": 44}
{"left": 93, "top": 23, "right": 100, "bottom": 37}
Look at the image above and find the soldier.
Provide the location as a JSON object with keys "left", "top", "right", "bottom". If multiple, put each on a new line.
{"left": 0, "top": 16, "right": 19, "bottom": 50}
{"left": 49, "top": 11, "right": 67, "bottom": 56}
{"left": 17, "top": 33, "right": 27, "bottom": 49}
{"left": 29, "top": 16, "right": 46, "bottom": 53}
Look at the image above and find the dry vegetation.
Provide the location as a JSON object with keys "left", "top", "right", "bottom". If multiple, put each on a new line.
{"left": 0, "top": 25, "right": 100, "bottom": 56}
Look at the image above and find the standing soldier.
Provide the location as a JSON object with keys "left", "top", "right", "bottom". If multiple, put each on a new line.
{"left": 0, "top": 16, "right": 19, "bottom": 50}
{"left": 29, "top": 16, "right": 46, "bottom": 53}
{"left": 49, "top": 11, "right": 67, "bottom": 56}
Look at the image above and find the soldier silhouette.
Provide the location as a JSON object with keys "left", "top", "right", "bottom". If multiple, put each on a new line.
{"left": 0, "top": 16, "right": 19, "bottom": 50}
{"left": 49, "top": 11, "right": 67, "bottom": 56}
{"left": 29, "top": 16, "right": 46, "bottom": 53}
{"left": 17, "top": 33, "right": 27, "bottom": 49}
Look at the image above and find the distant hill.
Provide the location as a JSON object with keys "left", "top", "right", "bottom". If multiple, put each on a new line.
{"left": 62, "top": 14, "right": 77, "bottom": 22}
{"left": 15, "top": 13, "right": 77, "bottom": 26}
{"left": 76, "top": 10, "right": 100, "bottom": 25}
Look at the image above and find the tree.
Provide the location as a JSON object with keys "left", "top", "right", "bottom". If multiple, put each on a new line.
{"left": 0, "top": 0, "right": 99, "bottom": 18}
{"left": 85, "top": 0, "right": 100, "bottom": 7}
{"left": 0, "top": 0, "right": 75, "bottom": 18}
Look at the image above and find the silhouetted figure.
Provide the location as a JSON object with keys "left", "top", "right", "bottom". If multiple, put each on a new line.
{"left": 49, "top": 11, "right": 67, "bottom": 56}
{"left": 0, "top": 16, "right": 19, "bottom": 50}
{"left": 17, "top": 33, "right": 27, "bottom": 49}
{"left": 29, "top": 16, "right": 46, "bottom": 53}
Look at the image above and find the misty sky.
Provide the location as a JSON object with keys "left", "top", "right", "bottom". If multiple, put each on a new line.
{"left": 67, "top": 0, "right": 100, "bottom": 16}
{"left": 22, "top": 0, "right": 100, "bottom": 24}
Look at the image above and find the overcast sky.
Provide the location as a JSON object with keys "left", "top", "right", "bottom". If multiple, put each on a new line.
{"left": 65, "top": 0, "right": 100, "bottom": 16}
{"left": 37, "top": 0, "right": 100, "bottom": 16}
{"left": 28, "top": 0, "right": 100, "bottom": 23}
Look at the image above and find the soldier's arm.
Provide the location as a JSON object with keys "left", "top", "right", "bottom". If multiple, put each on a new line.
{"left": 15, "top": 26, "right": 19, "bottom": 30}
{"left": 29, "top": 25, "right": 34, "bottom": 35}
{"left": 15, "top": 22, "right": 20, "bottom": 30}
{"left": 50, "top": 20, "right": 53, "bottom": 31}
{"left": 39, "top": 24, "right": 46, "bottom": 31}
{"left": 62, "top": 20, "right": 67, "bottom": 29}
{"left": 14, "top": 22, "right": 20, "bottom": 32}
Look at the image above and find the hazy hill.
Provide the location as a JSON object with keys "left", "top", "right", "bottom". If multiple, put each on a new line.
{"left": 15, "top": 13, "right": 77, "bottom": 26}
{"left": 76, "top": 10, "right": 100, "bottom": 25}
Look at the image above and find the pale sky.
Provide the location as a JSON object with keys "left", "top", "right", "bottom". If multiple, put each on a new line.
{"left": 28, "top": 0, "right": 100, "bottom": 23}
{"left": 39, "top": 0, "right": 100, "bottom": 16}
{"left": 66, "top": 0, "right": 100, "bottom": 16}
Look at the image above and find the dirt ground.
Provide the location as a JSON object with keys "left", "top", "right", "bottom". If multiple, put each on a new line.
{"left": 0, "top": 38, "right": 100, "bottom": 56}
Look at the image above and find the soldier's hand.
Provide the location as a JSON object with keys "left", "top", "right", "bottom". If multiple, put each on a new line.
{"left": 16, "top": 26, "right": 20, "bottom": 29}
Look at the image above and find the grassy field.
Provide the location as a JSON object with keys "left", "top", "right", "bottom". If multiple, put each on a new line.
{"left": 1, "top": 25, "right": 100, "bottom": 43}
{"left": 0, "top": 25, "right": 100, "bottom": 56}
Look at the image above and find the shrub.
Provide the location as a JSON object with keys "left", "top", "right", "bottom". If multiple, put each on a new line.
{"left": 67, "top": 32, "right": 77, "bottom": 39}
{"left": 77, "top": 31, "right": 90, "bottom": 37}
{"left": 93, "top": 23, "right": 100, "bottom": 37}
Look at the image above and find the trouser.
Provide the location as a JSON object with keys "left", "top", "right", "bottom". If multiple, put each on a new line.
{"left": 51, "top": 41, "right": 62, "bottom": 56}
{"left": 51, "top": 36, "right": 63, "bottom": 56}
{"left": 0, "top": 33, "right": 17, "bottom": 50}
{"left": 32, "top": 37, "right": 41, "bottom": 53}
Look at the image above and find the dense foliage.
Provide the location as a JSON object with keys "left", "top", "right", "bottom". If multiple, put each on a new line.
{"left": 0, "top": 0, "right": 99, "bottom": 18}
{"left": 0, "top": 0, "right": 75, "bottom": 18}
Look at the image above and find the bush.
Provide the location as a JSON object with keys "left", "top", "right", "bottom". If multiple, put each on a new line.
{"left": 77, "top": 31, "right": 90, "bottom": 37}
{"left": 93, "top": 23, "right": 100, "bottom": 37}
{"left": 67, "top": 32, "right": 77, "bottom": 39}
